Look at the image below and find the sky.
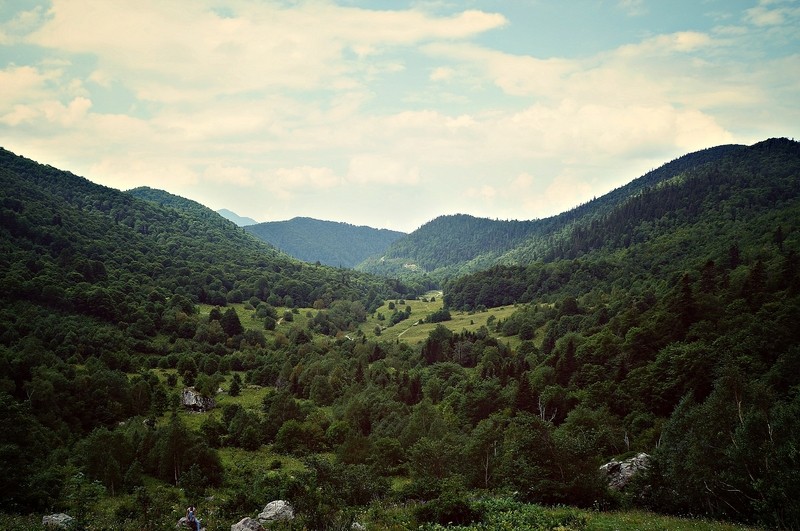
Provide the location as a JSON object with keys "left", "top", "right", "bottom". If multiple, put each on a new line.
{"left": 1, "top": 0, "right": 799, "bottom": 232}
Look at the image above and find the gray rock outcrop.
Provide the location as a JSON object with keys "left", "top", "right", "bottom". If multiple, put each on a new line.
{"left": 231, "top": 517, "right": 265, "bottom": 531}
{"left": 600, "top": 452, "right": 650, "bottom": 490}
{"left": 42, "top": 513, "right": 74, "bottom": 528}
{"left": 182, "top": 387, "right": 215, "bottom": 411}
{"left": 176, "top": 516, "right": 206, "bottom": 530}
{"left": 257, "top": 500, "right": 294, "bottom": 522}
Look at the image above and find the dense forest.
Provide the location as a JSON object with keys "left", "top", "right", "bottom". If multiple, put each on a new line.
{"left": 357, "top": 143, "right": 748, "bottom": 282}
{"left": 0, "top": 140, "right": 799, "bottom": 530}
{"left": 358, "top": 214, "right": 540, "bottom": 276}
{"left": 245, "top": 217, "right": 405, "bottom": 268}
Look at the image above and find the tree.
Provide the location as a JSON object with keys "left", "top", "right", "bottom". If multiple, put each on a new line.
{"left": 407, "top": 436, "right": 459, "bottom": 481}
{"left": 194, "top": 373, "right": 223, "bottom": 398}
{"left": 465, "top": 415, "right": 505, "bottom": 489}
{"left": 275, "top": 420, "right": 324, "bottom": 455}
{"left": 0, "top": 394, "right": 53, "bottom": 511}
{"left": 179, "top": 463, "right": 206, "bottom": 502}
{"left": 309, "top": 375, "right": 335, "bottom": 405}
{"left": 519, "top": 321, "right": 535, "bottom": 341}
{"left": 81, "top": 427, "right": 134, "bottom": 496}
{"left": 498, "top": 414, "right": 566, "bottom": 504}
{"left": 228, "top": 373, "right": 242, "bottom": 397}
{"left": 220, "top": 307, "right": 244, "bottom": 337}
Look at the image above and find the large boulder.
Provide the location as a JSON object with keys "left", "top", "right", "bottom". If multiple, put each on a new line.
{"left": 182, "top": 387, "right": 215, "bottom": 411}
{"left": 231, "top": 517, "right": 265, "bottom": 531}
{"left": 176, "top": 516, "right": 205, "bottom": 530}
{"left": 600, "top": 452, "right": 650, "bottom": 490}
{"left": 42, "top": 513, "right": 74, "bottom": 528}
{"left": 257, "top": 500, "right": 294, "bottom": 522}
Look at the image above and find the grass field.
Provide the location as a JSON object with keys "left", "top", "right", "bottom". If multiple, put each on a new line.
{"left": 197, "top": 292, "right": 532, "bottom": 350}
{"left": 356, "top": 291, "right": 525, "bottom": 347}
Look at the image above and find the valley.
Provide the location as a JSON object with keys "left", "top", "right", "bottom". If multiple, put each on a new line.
{"left": 0, "top": 140, "right": 798, "bottom": 529}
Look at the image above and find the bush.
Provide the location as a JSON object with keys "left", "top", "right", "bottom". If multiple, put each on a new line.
{"left": 414, "top": 491, "right": 483, "bottom": 527}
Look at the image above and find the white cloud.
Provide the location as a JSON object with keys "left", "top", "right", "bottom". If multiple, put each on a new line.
{"left": 24, "top": 1, "right": 506, "bottom": 103}
{"left": 615, "top": 31, "right": 715, "bottom": 56}
{"left": 617, "top": 0, "right": 647, "bottom": 17}
{"left": 89, "top": 157, "right": 199, "bottom": 190}
{"left": 430, "top": 66, "right": 455, "bottom": 81}
{"left": 745, "top": 0, "right": 800, "bottom": 26}
{"left": 347, "top": 154, "right": 420, "bottom": 185}
{"left": 203, "top": 164, "right": 255, "bottom": 187}
{"left": 424, "top": 41, "right": 572, "bottom": 98}
{"left": 539, "top": 171, "right": 595, "bottom": 214}
{"left": 0, "top": 5, "right": 46, "bottom": 44}
{"left": 270, "top": 166, "right": 341, "bottom": 194}
{"left": 0, "top": 65, "right": 54, "bottom": 106}
{"left": 1, "top": 1, "right": 797, "bottom": 232}
{"left": 465, "top": 184, "right": 497, "bottom": 200}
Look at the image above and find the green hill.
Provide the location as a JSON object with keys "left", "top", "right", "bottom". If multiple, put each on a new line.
{"left": 245, "top": 216, "right": 405, "bottom": 268}
{"left": 357, "top": 143, "right": 746, "bottom": 280}
{"left": 1, "top": 141, "right": 798, "bottom": 529}
{"left": 446, "top": 138, "right": 800, "bottom": 308}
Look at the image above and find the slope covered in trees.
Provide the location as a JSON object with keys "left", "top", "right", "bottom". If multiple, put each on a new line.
{"left": 0, "top": 146, "right": 417, "bottom": 518}
{"left": 357, "top": 143, "right": 746, "bottom": 281}
{"left": 433, "top": 138, "right": 800, "bottom": 526}
{"left": 0, "top": 149, "right": 412, "bottom": 315}
{"left": 1, "top": 141, "right": 798, "bottom": 529}
{"left": 245, "top": 216, "right": 405, "bottom": 268}
{"left": 365, "top": 214, "right": 539, "bottom": 269}
{"left": 445, "top": 138, "right": 800, "bottom": 309}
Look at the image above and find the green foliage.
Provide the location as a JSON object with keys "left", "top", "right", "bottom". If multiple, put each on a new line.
{"left": 414, "top": 487, "right": 484, "bottom": 527}
{"left": 246, "top": 217, "right": 405, "bottom": 269}
{"left": 425, "top": 307, "right": 452, "bottom": 323}
{"left": 0, "top": 141, "right": 799, "bottom": 530}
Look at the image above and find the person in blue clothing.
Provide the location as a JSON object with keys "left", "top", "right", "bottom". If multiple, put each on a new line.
{"left": 186, "top": 506, "right": 198, "bottom": 531}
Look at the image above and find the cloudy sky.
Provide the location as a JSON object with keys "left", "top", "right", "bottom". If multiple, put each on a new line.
{"left": 1, "top": 0, "right": 798, "bottom": 232}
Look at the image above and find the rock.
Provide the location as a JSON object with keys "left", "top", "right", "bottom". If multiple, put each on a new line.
{"left": 182, "top": 387, "right": 215, "bottom": 411}
{"left": 257, "top": 500, "right": 294, "bottom": 522}
{"left": 177, "top": 516, "right": 204, "bottom": 530}
{"left": 42, "top": 513, "right": 74, "bottom": 528}
{"left": 600, "top": 452, "right": 650, "bottom": 490}
{"left": 176, "top": 516, "right": 205, "bottom": 530}
{"left": 231, "top": 517, "right": 265, "bottom": 531}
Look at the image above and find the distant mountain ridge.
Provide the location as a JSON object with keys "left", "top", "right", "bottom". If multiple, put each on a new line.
{"left": 217, "top": 208, "right": 258, "bottom": 227}
{"left": 356, "top": 141, "right": 767, "bottom": 279}
{"left": 245, "top": 217, "right": 405, "bottom": 268}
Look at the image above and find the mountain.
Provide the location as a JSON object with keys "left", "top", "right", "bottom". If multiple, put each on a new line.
{"left": 1, "top": 142, "right": 799, "bottom": 529}
{"left": 245, "top": 216, "right": 405, "bottom": 268}
{"left": 421, "top": 139, "right": 799, "bottom": 528}
{"left": 444, "top": 137, "right": 800, "bottom": 308}
{"left": 216, "top": 208, "right": 257, "bottom": 226}
{"left": 0, "top": 148, "right": 409, "bottom": 322}
{"left": 356, "top": 142, "right": 764, "bottom": 280}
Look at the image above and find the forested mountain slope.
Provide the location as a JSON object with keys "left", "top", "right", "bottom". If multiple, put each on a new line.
{"left": 0, "top": 141, "right": 798, "bottom": 529}
{"left": 245, "top": 217, "right": 405, "bottom": 268}
{"left": 417, "top": 138, "right": 800, "bottom": 527}
{"left": 0, "top": 149, "right": 409, "bottom": 312}
{"left": 358, "top": 143, "right": 745, "bottom": 280}
{"left": 446, "top": 137, "right": 800, "bottom": 308}
{"left": 357, "top": 214, "right": 539, "bottom": 277}
{"left": 0, "top": 147, "right": 411, "bottom": 512}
